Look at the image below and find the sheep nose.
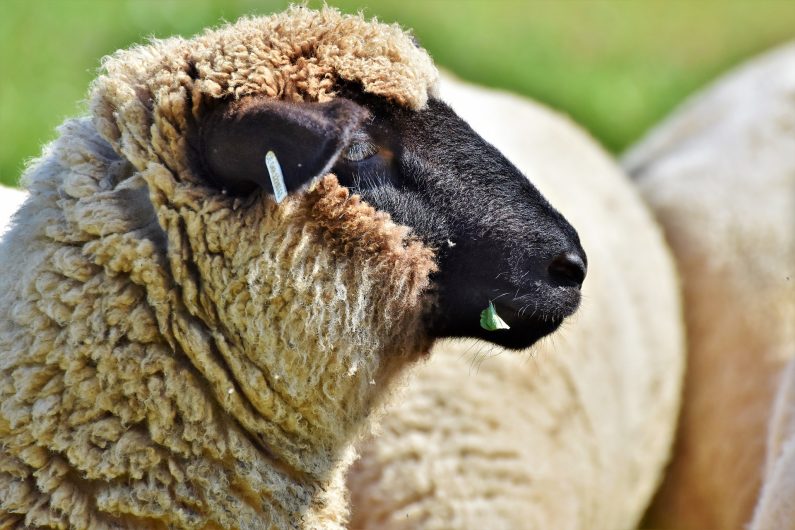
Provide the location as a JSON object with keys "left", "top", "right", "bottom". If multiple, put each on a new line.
{"left": 547, "top": 251, "right": 587, "bottom": 288}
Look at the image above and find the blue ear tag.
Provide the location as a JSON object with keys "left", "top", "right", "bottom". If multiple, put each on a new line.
{"left": 265, "top": 151, "right": 288, "bottom": 203}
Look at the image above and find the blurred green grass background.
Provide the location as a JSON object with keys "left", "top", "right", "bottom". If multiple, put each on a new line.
{"left": 2, "top": 0, "right": 795, "bottom": 187}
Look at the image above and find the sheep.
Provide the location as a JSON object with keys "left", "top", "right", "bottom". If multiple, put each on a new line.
{"left": 0, "top": 185, "right": 26, "bottom": 236}
{"left": 0, "top": 7, "right": 589, "bottom": 529}
{"left": 623, "top": 42, "right": 795, "bottom": 530}
{"left": 346, "top": 74, "right": 685, "bottom": 530}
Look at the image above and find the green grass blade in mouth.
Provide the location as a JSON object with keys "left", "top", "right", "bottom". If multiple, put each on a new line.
{"left": 480, "top": 301, "right": 510, "bottom": 331}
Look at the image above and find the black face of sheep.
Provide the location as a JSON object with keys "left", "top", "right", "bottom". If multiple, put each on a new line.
{"left": 196, "top": 89, "right": 586, "bottom": 350}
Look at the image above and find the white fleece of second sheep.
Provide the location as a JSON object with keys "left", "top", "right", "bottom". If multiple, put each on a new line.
{"left": 346, "top": 75, "right": 685, "bottom": 530}
{"left": 0, "top": 186, "right": 26, "bottom": 236}
{"left": 624, "top": 42, "right": 795, "bottom": 530}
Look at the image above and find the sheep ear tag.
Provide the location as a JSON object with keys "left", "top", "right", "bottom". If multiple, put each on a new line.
{"left": 264, "top": 151, "right": 287, "bottom": 203}
{"left": 200, "top": 96, "right": 369, "bottom": 197}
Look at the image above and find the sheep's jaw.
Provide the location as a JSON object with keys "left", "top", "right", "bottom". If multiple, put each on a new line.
{"left": 421, "top": 280, "right": 579, "bottom": 350}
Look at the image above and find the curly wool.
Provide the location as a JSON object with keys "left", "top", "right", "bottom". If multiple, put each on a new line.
{"left": 91, "top": 5, "right": 438, "bottom": 185}
{"left": 0, "top": 8, "right": 437, "bottom": 530}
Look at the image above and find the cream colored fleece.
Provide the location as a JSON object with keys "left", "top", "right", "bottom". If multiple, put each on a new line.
{"left": 623, "top": 42, "right": 795, "bottom": 530}
{"left": 0, "top": 186, "right": 26, "bottom": 236}
{"left": 346, "top": 75, "right": 685, "bottom": 530}
{"left": 0, "top": 8, "right": 438, "bottom": 529}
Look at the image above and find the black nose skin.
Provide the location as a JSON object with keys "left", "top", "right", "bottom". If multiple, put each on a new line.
{"left": 547, "top": 251, "right": 587, "bottom": 288}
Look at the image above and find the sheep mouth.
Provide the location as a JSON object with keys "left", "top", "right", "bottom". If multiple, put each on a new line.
{"left": 487, "top": 300, "right": 570, "bottom": 350}
{"left": 426, "top": 278, "right": 581, "bottom": 350}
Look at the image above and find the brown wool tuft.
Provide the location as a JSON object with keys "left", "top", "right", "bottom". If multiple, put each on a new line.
{"left": 0, "top": 7, "right": 437, "bottom": 529}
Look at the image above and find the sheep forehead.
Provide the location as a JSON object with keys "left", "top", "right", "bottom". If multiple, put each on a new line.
{"left": 98, "top": 6, "right": 439, "bottom": 109}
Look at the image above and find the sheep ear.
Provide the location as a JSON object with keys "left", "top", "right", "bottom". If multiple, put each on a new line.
{"left": 198, "top": 97, "right": 368, "bottom": 197}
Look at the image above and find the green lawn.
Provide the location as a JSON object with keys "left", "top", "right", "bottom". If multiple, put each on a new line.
{"left": 2, "top": 0, "right": 795, "bottom": 187}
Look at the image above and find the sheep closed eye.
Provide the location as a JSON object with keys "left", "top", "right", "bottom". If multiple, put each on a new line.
{"left": 342, "top": 131, "right": 379, "bottom": 162}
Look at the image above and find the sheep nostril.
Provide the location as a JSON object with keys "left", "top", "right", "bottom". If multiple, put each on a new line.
{"left": 547, "top": 251, "right": 587, "bottom": 288}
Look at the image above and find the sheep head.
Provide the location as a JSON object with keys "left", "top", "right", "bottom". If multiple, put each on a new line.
{"left": 88, "top": 2, "right": 584, "bottom": 479}
{"left": 189, "top": 88, "right": 587, "bottom": 350}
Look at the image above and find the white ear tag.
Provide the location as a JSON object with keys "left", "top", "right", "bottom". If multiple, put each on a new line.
{"left": 265, "top": 150, "right": 288, "bottom": 203}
